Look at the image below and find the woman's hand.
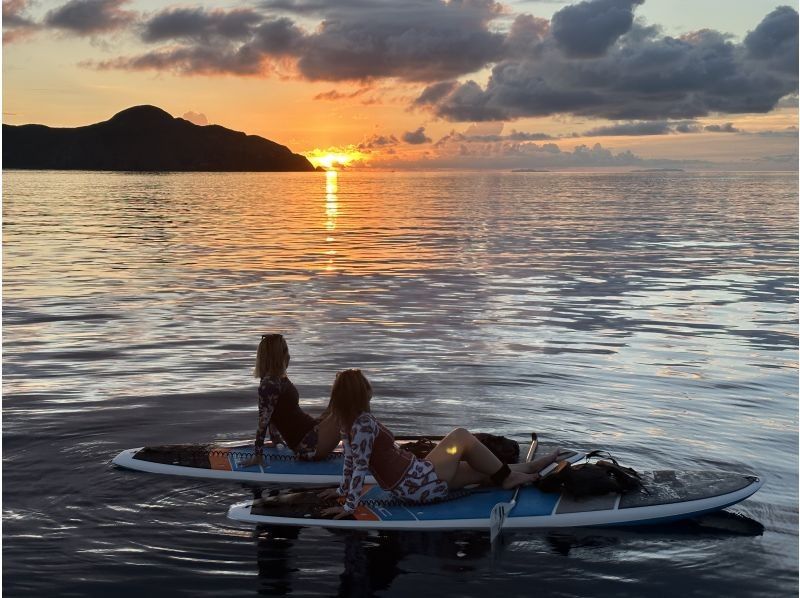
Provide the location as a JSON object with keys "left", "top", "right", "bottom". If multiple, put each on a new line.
{"left": 318, "top": 488, "right": 340, "bottom": 501}
{"left": 241, "top": 453, "right": 264, "bottom": 468}
{"left": 320, "top": 505, "right": 351, "bottom": 519}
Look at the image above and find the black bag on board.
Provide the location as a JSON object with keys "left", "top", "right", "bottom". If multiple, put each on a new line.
{"left": 537, "top": 451, "right": 646, "bottom": 498}
{"left": 473, "top": 432, "right": 520, "bottom": 464}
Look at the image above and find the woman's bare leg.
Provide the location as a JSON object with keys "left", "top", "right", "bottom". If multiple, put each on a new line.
{"left": 442, "top": 453, "right": 561, "bottom": 488}
{"left": 426, "top": 428, "right": 538, "bottom": 490}
{"left": 313, "top": 414, "right": 341, "bottom": 459}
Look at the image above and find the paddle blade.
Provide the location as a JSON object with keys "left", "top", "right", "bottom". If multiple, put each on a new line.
{"left": 489, "top": 501, "right": 509, "bottom": 543}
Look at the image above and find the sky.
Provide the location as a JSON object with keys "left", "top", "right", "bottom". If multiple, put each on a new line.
{"left": 2, "top": 0, "right": 798, "bottom": 170}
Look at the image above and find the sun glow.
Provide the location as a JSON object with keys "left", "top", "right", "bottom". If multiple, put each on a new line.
{"left": 305, "top": 147, "right": 367, "bottom": 170}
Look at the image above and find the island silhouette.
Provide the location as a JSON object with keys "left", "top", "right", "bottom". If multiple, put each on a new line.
{"left": 3, "top": 105, "right": 319, "bottom": 172}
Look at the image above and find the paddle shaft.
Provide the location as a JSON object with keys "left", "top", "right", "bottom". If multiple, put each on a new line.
{"left": 509, "top": 433, "right": 538, "bottom": 507}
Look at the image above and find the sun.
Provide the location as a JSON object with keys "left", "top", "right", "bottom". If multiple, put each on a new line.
{"left": 305, "top": 147, "right": 367, "bottom": 170}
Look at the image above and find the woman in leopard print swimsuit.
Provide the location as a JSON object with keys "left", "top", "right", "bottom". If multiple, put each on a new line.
{"left": 321, "top": 369, "right": 557, "bottom": 519}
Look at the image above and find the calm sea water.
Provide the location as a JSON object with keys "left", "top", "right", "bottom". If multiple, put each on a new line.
{"left": 3, "top": 170, "right": 798, "bottom": 597}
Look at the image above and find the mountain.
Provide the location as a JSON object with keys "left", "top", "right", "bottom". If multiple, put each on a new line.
{"left": 2, "top": 105, "right": 318, "bottom": 172}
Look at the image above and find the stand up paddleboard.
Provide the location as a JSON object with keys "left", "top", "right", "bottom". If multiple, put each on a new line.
{"left": 112, "top": 437, "right": 571, "bottom": 485}
{"left": 226, "top": 445, "right": 763, "bottom": 531}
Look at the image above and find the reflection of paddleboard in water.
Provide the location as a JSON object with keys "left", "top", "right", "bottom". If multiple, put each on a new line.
{"left": 112, "top": 438, "right": 575, "bottom": 485}
{"left": 226, "top": 439, "right": 763, "bottom": 530}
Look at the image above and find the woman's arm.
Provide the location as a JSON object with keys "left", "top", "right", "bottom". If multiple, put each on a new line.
{"left": 254, "top": 380, "right": 280, "bottom": 454}
{"left": 341, "top": 414, "right": 378, "bottom": 513}
{"left": 336, "top": 430, "right": 353, "bottom": 498}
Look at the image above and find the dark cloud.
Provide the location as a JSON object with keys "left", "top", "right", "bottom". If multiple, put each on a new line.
{"left": 744, "top": 5, "right": 798, "bottom": 73}
{"left": 99, "top": 1, "right": 505, "bottom": 81}
{"left": 245, "top": 17, "right": 306, "bottom": 55}
{"left": 551, "top": 0, "right": 643, "bottom": 57}
{"left": 704, "top": 122, "right": 739, "bottom": 133}
{"left": 424, "top": 7, "right": 799, "bottom": 122}
{"left": 414, "top": 81, "right": 459, "bottom": 106}
{"left": 402, "top": 127, "right": 432, "bottom": 144}
{"left": 141, "top": 8, "right": 263, "bottom": 42}
{"left": 582, "top": 120, "right": 701, "bottom": 136}
{"left": 94, "top": 46, "right": 266, "bottom": 75}
{"left": 44, "top": 0, "right": 135, "bottom": 34}
{"left": 293, "top": 0, "right": 505, "bottom": 81}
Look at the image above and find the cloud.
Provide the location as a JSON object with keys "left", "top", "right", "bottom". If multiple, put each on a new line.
{"left": 242, "top": 17, "right": 306, "bottom": 55}
{"left": 95, "top": 11, "right": 306, "bottom": 74}
{"left": 294, "top": 1, "right": 505, "bottom": 82}
{"left": 704, "top": 122, "right": 739, "bottom": 133}
{"left": 744, "top": 5, "right": 798, "bottom": 73}
{"left": 44, "top": 0, "right": 135, "bottom": 34}
{"left": 358, "top": 133, "right": 399, "bottom": 150}
{"left": 313, "top": 88, "right": 370, "bottom": 101}
{"left": 3, "top": 0, "right": 39, "bottom": 42}
{"left": 95, "top": 0, "right": 506, "bottom": 81}
{"left": 93, "top": 46, "right": 267, "bottom": 75}
{"left": 424, "top": 6, "right": 799, "bottom": 122}
{"left": 448, "top": 130, "right": 556, "bottom": 143}
{"left": 464, "top": 122, "right": 504, "bottom": 136}
{"left": 550, "top": 0, "right": 643, "bottom": 57}
{"left": 402, "top": 126, "right": 432, "bottom": 144}
{"left": 38, "top": 0, "right": 797, "bottom": 132}
{"left": 141, "top": 7, "right": 263, "bottom": 43}
{"left": 504, "top": 14, "right": 550, "bottom": 57}
{"left": 751, "top": 126, "right": 798, "bottom": 138}
{"left": 182, "top": 111, "right": 208, "bottom": 125}
{"left": 582, "top": 120, "right": 701, "bottom": 136}
{"left": 433, "top": 129, "right": 557, "bottom": 149}
{"left": 384, "top": 135, "right": 722, "bottom": 170}
{"left": 776, "top": 94, "right": 798, "bottom": 108}
{"left": 414, "top": 81, "right": 459, "bottom": 106}
{"left": 395, "top": 139, "right": 651, "bottom": 169}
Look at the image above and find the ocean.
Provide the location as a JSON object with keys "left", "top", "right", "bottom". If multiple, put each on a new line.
{"left": 3, "top": 169, "right": 797, "bottom": 596}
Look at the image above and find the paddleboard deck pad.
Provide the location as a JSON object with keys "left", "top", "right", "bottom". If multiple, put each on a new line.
{"left": 227, "top": 468, "right": 763, "bottom": 530}
{"left": 112, "top": 438, "right": 572, "bottom": 485}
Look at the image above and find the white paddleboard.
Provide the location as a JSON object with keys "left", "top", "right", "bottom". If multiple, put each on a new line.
{"left": 112, "top": 438, "right": 572, "bottom": 485}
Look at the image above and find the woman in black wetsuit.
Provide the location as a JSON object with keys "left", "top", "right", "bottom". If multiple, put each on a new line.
{"left": 244, "top": 334, "right": 339, "bottom": 466}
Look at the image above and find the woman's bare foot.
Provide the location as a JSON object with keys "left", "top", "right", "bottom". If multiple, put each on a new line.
{"left": 501, "top": 470, "right": 538, "bottom": 489}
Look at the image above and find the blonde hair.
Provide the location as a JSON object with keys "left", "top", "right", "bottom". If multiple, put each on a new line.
{"left": 254, "top": 334, "right": 290, "bottom": 379}
{"left": 328, "top": 369, "right": 373, "bottom": 430}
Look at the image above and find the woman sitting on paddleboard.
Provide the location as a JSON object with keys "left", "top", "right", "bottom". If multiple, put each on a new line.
{"left": 320, "top": 369, "right": 560, "bottom": 519}
{"left": 244, "top": 334, "right": 339, "bottom": 466}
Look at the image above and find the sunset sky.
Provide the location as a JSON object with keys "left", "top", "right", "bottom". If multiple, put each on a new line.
{"left": 3, "top": 0, "right": 798, "bottom": 170}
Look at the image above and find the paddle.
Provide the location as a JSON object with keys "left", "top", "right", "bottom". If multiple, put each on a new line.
{"left": 489, "top": 432, "right": 538, "bottom": 543}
